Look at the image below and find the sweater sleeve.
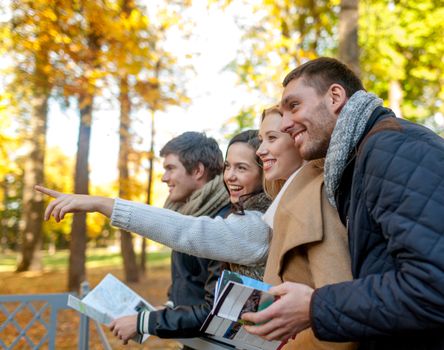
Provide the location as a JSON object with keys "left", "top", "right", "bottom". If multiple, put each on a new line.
{"left": 110, "top": 198, "right": 270, "bottom": 266}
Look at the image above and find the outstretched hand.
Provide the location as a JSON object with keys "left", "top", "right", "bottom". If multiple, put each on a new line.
{"left": 34, "top": 185, "right": 114, "bottom": 221}
{"left": 241, "top": 282, "right": 314, "bottom": 342}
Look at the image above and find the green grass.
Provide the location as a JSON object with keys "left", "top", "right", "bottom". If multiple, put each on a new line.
{"left": 0, "top": 248, "right": 171, "bottom": 272}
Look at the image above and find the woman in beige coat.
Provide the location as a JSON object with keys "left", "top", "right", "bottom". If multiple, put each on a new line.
{"left": 256, "top": 107, "right": 355, "bottom": 350}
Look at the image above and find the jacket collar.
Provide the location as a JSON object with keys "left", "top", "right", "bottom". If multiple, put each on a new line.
{"left": 334, "top": 106, "right": 396, "bottom": 224}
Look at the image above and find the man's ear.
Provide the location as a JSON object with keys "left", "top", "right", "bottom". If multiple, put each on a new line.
{"left": 327, "top": 84, "right": 347, "bottom": 115}
{"left": 193, "top": 162, "right": 206, "bottom": 181}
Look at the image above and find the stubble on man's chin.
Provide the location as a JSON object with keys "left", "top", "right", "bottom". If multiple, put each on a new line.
{"left": 300, "top": 102, "right": 335, "bottom": 161}
{"left": 300, "top": 138, "right": 330, "bottom": 161}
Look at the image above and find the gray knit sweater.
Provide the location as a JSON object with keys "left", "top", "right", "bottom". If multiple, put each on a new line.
{"left": 111, "top": 198, "right": 271, "bottom": 266}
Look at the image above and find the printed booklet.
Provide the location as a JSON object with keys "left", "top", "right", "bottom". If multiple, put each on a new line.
{"left": 67, "top": 273, "right": 155, "bottom": 344}
{"left": 200, "top": 270, "right": 284, "bottom": 350}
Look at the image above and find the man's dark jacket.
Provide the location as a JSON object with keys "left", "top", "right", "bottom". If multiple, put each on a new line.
{"left": 311, "top": 107, "right": 444, "bottom": 349}
{"left": 147, "top": 204, "right": 230, "bottom": 338}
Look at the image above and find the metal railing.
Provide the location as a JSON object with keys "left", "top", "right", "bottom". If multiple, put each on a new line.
{"left": 78, "top": 282, "right": 112, "bottom": 350}
{"left": 0, "top": 281, "right": 111, "bottom": 350}
{"left": 0, "top": 293, "right": 72, "bottom": 349}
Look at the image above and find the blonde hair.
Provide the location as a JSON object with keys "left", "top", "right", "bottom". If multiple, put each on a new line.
{"left": 264, "top": 178, "right": 286, "bottom": 199}
{"left": 260, "top": 106, "right": 286, "bottom": 199}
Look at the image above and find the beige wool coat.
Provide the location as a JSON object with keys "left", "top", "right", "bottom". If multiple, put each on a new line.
{"left": 264, "top": 159, "right": 356, "bottom": 350}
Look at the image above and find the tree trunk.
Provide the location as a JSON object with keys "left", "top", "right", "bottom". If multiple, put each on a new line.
{"left": 119, "top": 76, "right": 139, "bottom": 283}
{"left": 68, "top": 92, "right": 93, "bottom": 292}
{"left": 66, "top": 9, "right": 102, "bottom": 291}
{"left": 389, "top": 79, "right": 403, "bottom": 118}
{"left": 16, "top": 53, "right": 50, "bottom": 272}
{"left": 339, "top": 0, "right": 360, "bottom": 77}
{"left": 140, "top": 110, "right": 156, "bottom": 273}
{"left": 140, "top": 236, "right": 147, "bottom": 273}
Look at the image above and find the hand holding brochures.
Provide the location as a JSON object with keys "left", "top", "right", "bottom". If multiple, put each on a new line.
{"left": 200, "top": 270, "right": 285, "bottom": 350}
{"left": 67, "top": 273, "right": 155, "bottom": 344}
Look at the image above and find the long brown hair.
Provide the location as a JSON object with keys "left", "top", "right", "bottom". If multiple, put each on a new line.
{"left": 225, "top": 129, "right": 265, "bottom": 214}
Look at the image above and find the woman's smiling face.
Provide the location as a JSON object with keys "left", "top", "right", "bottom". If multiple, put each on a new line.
{"left": 257, "top": 111, "right": 303, "bottom": 181}
{"left": 224, "top": 142, "right": 262, "bottom": 204}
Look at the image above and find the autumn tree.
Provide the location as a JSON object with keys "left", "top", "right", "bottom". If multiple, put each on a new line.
{"left": 360, "top": 0, "right": 444, "bottom": 123}
{"left": 42, "top": 147, "right": 75, "bottom": 253}
{"left": 110, "top": 0, "right": 143, "bottom": 283}
{"left": 0, "top": 95, "right": 23, "bottom": 253}
{"left": 101, "top": 0, "right": 190, "bottom": 281}
{"left": 217, "top": 0, "right": 338, "bottom": 129}
{"left": 127, "top": 4, "right": 191, "bottom": 275}
{"left": 2, "top": 0, "right": 62, "bottom": 271}
{"left": 339, "top": 0, "right": 360, "bottom": 76}
{"left": 222, "top": 107, "right": 257, "bottom": 140}
{"left": 46, "top": 0, "right": 108, "bottom": 291}
{"left": 221, "top": 0, "right": 443, "bottom": 133}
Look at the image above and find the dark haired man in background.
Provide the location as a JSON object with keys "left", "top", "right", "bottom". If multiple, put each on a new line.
{"left": 111, "top": 131, "right": 230, "bottom": 347}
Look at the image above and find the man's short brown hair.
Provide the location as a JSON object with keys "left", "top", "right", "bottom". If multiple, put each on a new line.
{"left": 283, "top": 57, "right": 364, "bottom": 97}
{"left": 160, "top": 132, "right": 223, "bottom": 181}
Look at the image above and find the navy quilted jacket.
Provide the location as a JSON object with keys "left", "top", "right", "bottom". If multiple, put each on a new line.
{"left": 311, "top": 107, "right": 444, "bottom": 349}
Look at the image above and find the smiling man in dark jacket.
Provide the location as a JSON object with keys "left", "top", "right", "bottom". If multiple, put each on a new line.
{"left": 110, "top": 132, "right": 230, "bottom": 346}
{"left": 242, "top": 57, "right": 444, "bottom": 350}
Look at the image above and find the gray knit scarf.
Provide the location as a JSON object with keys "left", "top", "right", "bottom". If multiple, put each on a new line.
{"left": 164, "top": 174, "right": 230, "bottom": 217}
{"left": 324, "top": 90, "right": 383, "bottom": 207}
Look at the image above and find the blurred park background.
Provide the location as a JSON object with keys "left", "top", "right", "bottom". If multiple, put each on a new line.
{"left": 0, "top": 0, "right": 443, "bottom": 348}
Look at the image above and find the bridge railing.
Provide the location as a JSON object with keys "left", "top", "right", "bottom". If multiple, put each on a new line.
{"left": 0, "top": 293, "right": 75, "bottom": 349}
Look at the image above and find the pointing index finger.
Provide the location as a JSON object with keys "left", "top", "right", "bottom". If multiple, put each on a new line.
{"left": 34, "top": 185, "right": 62, "bottom": 199}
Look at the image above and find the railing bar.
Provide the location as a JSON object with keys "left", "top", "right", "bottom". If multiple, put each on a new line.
{"left": 0, "top": 302, "right": 10, "bottom": 315}
{"left": 0, "top": 303, "right": 10, "bottom": 333}
{"left": 28, "top": 302, "right": 50, "bottom": 329}
{"left": 24, "top": 332, "right": 38, "bottom": 348}
{"left": 93, "top": 320, "right": 112, "bottom": 350}
{"left": 34, "top": 332, "right": 50, "bottom": 349}
{"left": 3, "top": 301, "right": 30, "bottom": 340}
{"left": 21, "top": 311, "right": 47, "bottom": 335}
{"left": 3, "top": 302, "right": 27, "bottom": 324}
{"left": 48, "top": 302, "right": 58, "bottom": 350}
{"left": 78, "top": 313, "right": 90, "bottom": 350}
{"left": 9, "top": 333, "right": 27, "bottom": 349}
{"left": 0, "top": 294, "right": 72, "bottom": 302}
{"left": 27, "top": 302, "right": 37, "bottom": 314}
{"left": 4, "top": 314, "right": 25, "bottom": 340}
{"left": 27, "top": 301, "right": 50, "bottom": 328}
